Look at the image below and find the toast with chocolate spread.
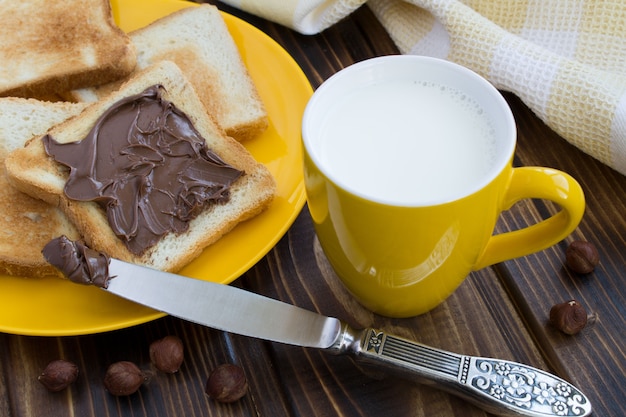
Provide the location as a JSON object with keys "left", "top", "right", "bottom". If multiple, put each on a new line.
{"left": 5, "top": 61, "right": 276, "bottom": 272}
{"left": 67, "top": 4, "right": 267, "bottom": 142}
{"left": 0, "top": 98, "right": 86, "bottom": 277}
{"left": 0, "top": 0, "right": 136, "bottom": 98}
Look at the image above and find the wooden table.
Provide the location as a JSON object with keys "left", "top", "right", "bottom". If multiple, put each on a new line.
{"left": 1, "top": 2, "right": 624, "bottom": 416}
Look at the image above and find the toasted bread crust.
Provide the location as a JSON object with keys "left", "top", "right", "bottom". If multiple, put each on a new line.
{"left": 68, "top": 5, "right": 267, "bottom": 142}
{"left": 6, "top": 61, "right": 276, "bottom": 272}
{"left": 0, "top": 98, "right": 85, "bottom": 277}
{"left": 0, "top": 0, "right": 136, "bottom": 98}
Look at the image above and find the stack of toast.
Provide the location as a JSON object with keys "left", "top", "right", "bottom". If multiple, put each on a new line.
{"left": 0, "top": 0, "right": 136, "bottom": 99}
{"left": 0, "top": 2, "right": 275, "bottom": 278}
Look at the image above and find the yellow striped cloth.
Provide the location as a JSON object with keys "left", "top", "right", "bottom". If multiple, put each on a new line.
{"left": 222, "top": 0, "right": 626, "bottom": 176}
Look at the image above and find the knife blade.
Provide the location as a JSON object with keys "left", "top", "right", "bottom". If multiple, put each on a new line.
{"left": 104, "top": 259, "right": 590, "bottom": 417}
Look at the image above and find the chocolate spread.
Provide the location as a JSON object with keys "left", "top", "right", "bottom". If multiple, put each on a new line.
{"left": 42, "top": 236, "right": 111, "bottom": 288}
{"left": 43, "top": 85, "right": 243, "bottom": 255}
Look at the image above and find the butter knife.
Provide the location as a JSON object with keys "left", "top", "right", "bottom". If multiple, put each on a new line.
{"left": 96, "top": 259, "right": 591, "bottom": 417}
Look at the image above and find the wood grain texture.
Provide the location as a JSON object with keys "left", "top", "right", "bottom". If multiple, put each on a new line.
{"left": 0, "top": 2, "right": 623, "bottom": 417}
{"left": 494, "top": 93, "right": 626, "bottom": 417}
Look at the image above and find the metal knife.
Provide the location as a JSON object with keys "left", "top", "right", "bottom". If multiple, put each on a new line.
{"left": 102, "top": 259, "right": 591, "bottom": 417}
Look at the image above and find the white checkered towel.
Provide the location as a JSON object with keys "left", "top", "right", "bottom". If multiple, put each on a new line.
{"left": 222, "top": 0, "right": 626, "bottom": 176}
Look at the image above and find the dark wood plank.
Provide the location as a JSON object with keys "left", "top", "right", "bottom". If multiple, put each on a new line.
{"left": 240, "top": 206, "right": 551, "bottom": 417}
{"left": 0, "top": 316, "right": 293, "bottom": 417}
{"left": 492, "top": 93, "right": 626, "bottom": 417}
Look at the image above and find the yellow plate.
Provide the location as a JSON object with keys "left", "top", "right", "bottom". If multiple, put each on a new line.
{"left": 0, "top": 0, "right": 311, "bottom": 336}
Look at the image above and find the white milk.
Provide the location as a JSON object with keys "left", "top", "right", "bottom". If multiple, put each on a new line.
{"left": 316, "top": 81, "right": 497, "bottom": 205}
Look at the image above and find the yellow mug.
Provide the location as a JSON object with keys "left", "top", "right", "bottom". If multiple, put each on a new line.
{"left": 302, "top": 55, "right": 585, "bottom": 318}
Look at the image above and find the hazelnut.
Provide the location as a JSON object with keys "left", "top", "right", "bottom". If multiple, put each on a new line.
{"left": 104, "top": 361, "right": 146, "bottom": 396}
{"left": 150, "top": 335, "right": 184, "bottom": 373}
{"left": 566, "top": 240, "right": 599, "bottom": 274}
{"left": 205, "top": 364, "right": 248, "bottom": 403}
{"left": 38, "top": 359, "right": 79, "bottom": 392}
{"left": 550, "top": 300, "right": 588, "bottom": 335}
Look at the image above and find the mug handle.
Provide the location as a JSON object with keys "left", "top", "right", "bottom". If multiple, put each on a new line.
{"left": 473, "top": 167, "right": 585, "bottom": 270}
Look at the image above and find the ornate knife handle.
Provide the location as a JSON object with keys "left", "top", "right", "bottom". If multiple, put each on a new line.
{"left": 328, "top": 325, "right": 592, "bottom": 417}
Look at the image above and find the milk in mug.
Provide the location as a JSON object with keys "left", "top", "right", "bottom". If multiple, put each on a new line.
{"left": 316, "top": 80, "right": 497, "bottom": 206}
{"left": 302, "top": 56, "right": 585, "bottom": 318}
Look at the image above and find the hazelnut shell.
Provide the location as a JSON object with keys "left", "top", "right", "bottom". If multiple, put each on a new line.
{"left": 104, "top": 361, "right": 146, "bottom": 396}
{"left": 150, "top": 335, "right": 184, "bottom": 373}
{"left": 205, "top": 364, "right": 248, "bottom": 403}
{"left": 566, "top": 241, "right": 599, "bottom": 274}
{"left": 38, "top": 359, "right": 79, "bottom": 392}
{"left": 550, "top": 300, "right": 588, "bottom": 335}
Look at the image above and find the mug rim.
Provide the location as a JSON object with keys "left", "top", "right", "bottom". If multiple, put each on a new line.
{"left": 302, "top": 55, "right": 517, "bottom": 207}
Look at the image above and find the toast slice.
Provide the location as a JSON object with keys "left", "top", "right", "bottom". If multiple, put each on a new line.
{"left": 5, "top": 61, "right": 276, "bottom": 272}
{"left": 0, "top": 0, "right": 136, "bottom": 98}
{"left": 0, "top": 98, "right": 86, "bottom": 277}
{"left": 68, "top": 4, "right": 268, "bottom": 142}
